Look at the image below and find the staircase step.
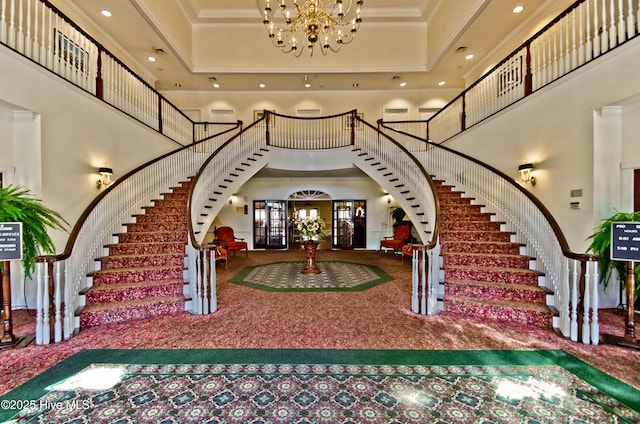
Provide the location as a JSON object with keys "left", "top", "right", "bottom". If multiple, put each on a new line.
{"left": 85, "top": 280, "right": 185, "bottom": 304}
{"left": 444, "top": 279, "right": 548, "bottom": 304}
{"left": 443, "top": 295, "right": 552, "bottom": 328}
{"left": 99, "top": 253, "right": 184, "bottom": 269}
{"left": 440, "top": 221, "right": 502, "bottom": 232}
{"left": 132, "top": 213, "right": 187, "bottom": 224}
{"left": 440, "top": 240, "right": 522, "bottom": 255}
{"left": 117, "top": 231, "right": 187, "bottom": 244}
{"left": 107, "top": 241, "right": 186, "bottom": 256}
{"left": 443, "top": 265, "right": 541, "bottom": 286}
{"left": 125, "top": 221, "right": 187, "bottom": 232}
{"left": 440, "top": 230, "right": 512, "bottom": 243}
{"left": 442, "top": 252, "right": 531, "bottom": 269}
{"left": 79, "top": 296, "right": 185, "bottom": 328}
{"left": 141, "top": 206, "right": 187, "bottom": 215}
{"left": 91, "top": 265, "right": 185, "bottom": 286}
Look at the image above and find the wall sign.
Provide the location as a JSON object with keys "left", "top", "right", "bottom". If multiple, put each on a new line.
{"left": 610, "top": 222, "right": 640, "bottom": 261}
{"left": 0, "top": 222, "right": 22, "bottom": 261}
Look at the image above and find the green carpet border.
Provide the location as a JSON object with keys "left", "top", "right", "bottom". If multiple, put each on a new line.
{"left": 228, "top": 260, "right": 394, "bottom": 292}
{"left": 1, "top": 348, "right": 639, "bottom": 421}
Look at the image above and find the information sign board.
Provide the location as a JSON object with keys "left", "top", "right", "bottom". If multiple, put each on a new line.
{"left": 610, "top": 221, "right": 640, "bottom": 261}
{"left": 0, "top": 222, "right": 23, "bottom": 261}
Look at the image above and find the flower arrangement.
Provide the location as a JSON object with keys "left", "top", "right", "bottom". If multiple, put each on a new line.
{"left": 295, "top": 216, "right": 326, "bottom": 241}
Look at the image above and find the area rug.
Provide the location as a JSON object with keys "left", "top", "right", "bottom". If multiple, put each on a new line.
{"left": 229, "top": 261, "right": 393, "bottom": 292}
{"left": 1, "top": 349, "right": 638, "bottom": 423}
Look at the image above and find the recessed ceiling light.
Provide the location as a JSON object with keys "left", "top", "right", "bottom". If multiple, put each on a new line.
{"left": 465, "top": 54, "right": 474, "bottom": 60}
{"left": 399, "top": 82, "right": 407, "bottom": 87}
{"left": 513, "top": 5, "right": 524, "bottom": 13}
{"left": 259, "top": 83, "right": 266, "bottom": 88}
{"left": 100, "top": 9, "right": 112, "bottom": 17}
{"left": 438, "top": 80, "right": 446, "bottom": 86}
{"left": 147, "top": 56, "right": 156, "bottom": 62}
{"left": 213, "top": 83, "right": 220, "bottom": 88}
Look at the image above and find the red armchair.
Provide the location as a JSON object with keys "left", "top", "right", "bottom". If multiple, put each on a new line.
{"left": 379, "top": 225, "right": 411, "bottom": 255}
{"left": 214, "top": 226, "right": 248, "bottom": 256}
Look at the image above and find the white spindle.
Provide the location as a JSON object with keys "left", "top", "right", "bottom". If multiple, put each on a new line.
{"left": 628, "top": 0, "right": 636, "bottom": 39}
{"left": 42, "top": 261, "right": 50, "bottom": 345}
{"left": 54, "top": 261, "right": 62, "bottom": 342}
{"left": 589, "top": 261, "right": 600, "bottom": 344}
{"left": 570, "top": 260, "right": 579, "bottom": 341}
{"left": 7, "top": 0, "right": 14, "bottom": 48}
{"left": 63, "top": 262, "right": 72, "bottom": 340}
{"left": 35, "top": 263, "right": 43, "bottom": 344}
{"left": 581, "top": 264, "right": 592, "bottom": 344}
{"left": 610, "top": 0, "right": 618, "bottom": 47}
{"left": 618, "top": 0, "right": 625, "bottom": 41}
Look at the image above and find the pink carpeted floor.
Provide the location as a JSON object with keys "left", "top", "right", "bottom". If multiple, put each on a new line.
{"left": 1, "top": 249, "right": 639, "bottom": 396}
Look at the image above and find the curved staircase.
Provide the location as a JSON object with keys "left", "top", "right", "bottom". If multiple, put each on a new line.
{"left": 78, "top": 181, "right": 191, "bottom": 327}
{"left": 435, "top": 180, "right": 555, "bottom": 327}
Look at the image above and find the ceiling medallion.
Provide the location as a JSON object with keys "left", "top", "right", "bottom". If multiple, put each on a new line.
{"left": 261, "top": 0, "right": 363, "bottom": 57}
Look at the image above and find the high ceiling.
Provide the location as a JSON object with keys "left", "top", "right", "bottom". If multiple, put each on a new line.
{"left": 57, "top": 0, "right": 574, "bottom": 93}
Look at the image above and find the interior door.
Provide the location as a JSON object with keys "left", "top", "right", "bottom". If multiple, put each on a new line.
{"left": 253, "top": 200, "right": 287, "bottom": 249}
{"left": 332, "top": 200, "right": 366, "bottom": 249}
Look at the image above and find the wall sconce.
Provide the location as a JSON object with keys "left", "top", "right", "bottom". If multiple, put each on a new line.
{"left": 518, "top": 163, "right": 536, "bottom": 186}
{"left": 96, "top": 167, "right": 113, "bottom": 189}
{"left": 228, "top": 197, "right": 233, "bottom": 205}
{"left": 385, "top": 192, "right": 391, "bottom": 204}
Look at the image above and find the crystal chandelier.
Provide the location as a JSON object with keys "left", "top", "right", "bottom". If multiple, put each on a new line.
{"left": 261, "top": 0, "right": 363, "bottom": 57}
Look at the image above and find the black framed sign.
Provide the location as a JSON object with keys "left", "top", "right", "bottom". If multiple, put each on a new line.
{"left": 0, "top": 222, "right": 22, "bottom": 261}
{"left": 610, "top": 222, "right": 640, "bottom": 261}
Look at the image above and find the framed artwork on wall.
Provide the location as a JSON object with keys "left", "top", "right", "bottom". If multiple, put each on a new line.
{"left": 253, "top": 110, "right": 275, "bottom": 125}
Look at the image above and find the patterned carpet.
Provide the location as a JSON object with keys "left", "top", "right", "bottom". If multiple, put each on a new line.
{"left": 2, "top": 349, "right": 639, "bottom": 423}
{"left": 229, "top": 261, "right": 393, "bottom": 291}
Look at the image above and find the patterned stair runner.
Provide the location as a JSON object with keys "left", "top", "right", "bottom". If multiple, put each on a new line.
{"left": 435, "top": 180, "right": 553, "bottom": 327}
{"left": 78, "top": 181, "right": 191, "bottom": 327}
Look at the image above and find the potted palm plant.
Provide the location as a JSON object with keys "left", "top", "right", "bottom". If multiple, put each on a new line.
{"left": 0, "top": 185, "right": 68, "bottom": 277}
{"left": 586, "top": 210, "right": 640, "bottom": 303}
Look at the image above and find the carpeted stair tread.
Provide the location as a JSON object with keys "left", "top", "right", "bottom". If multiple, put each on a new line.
{"left": 91, "top": 265, "right": 185, "bottom": 286}
{"left": 443, "top": 294, "right": 553, "bottom": 315}
{"left": 442, "top": 252, "right": 531, "bottom": 268}
{"left": 80, "top": 295, "right": 185, "bottom": 313}
{"left": 106, "top": 241, "right": 186, "bottom": 256}
{"left": 78, "top": 296, "right": 186, "bottom": 327}
{"left": 99, "top": 253, "right": 185, "bottom": 268}
{"left": 444, "top": 279, "right": 549, "bottom": 303}
{"left": 87, "top": 279, "right": 186, "bottom": 293}
{"left": 439, "top": 230, "right": 512, "bottom": 242}
{"left": 444, "top": 265, "right": 541, "bottom": 285}
{"left": 440, "top": 240, "right": 522, "bottom": 255}
{"left": 84, "top": 280, "right": 185, "bottom": 304}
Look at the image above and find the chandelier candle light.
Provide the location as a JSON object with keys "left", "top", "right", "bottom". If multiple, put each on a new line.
{"left": 262, "top": 0, "right": 363, "bottom": 57}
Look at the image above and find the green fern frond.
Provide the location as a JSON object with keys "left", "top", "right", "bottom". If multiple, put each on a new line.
{"left": 0, "top": 185, "right": 68, "bottom": 277}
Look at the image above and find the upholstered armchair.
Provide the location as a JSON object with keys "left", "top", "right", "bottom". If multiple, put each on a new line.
{"left": 214, "top": 226, "right": 248, "bottom": 256}
{"left": 379, "top": 225, "right": 411, "bottom": 255}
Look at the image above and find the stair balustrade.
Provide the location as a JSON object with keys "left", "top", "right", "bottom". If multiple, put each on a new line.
{"left": 380, "top": 0, "right": 640, "bottom": 143}
{"left": 381, "top": 129, "right": 600, "bottom": 344}
{"left": 33, "top": 124, "right": 241, "bottom": 344}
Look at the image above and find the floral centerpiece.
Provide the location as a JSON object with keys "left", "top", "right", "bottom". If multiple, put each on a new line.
{"left": 295, "top": 216, "right": 326, "bottom": 241}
